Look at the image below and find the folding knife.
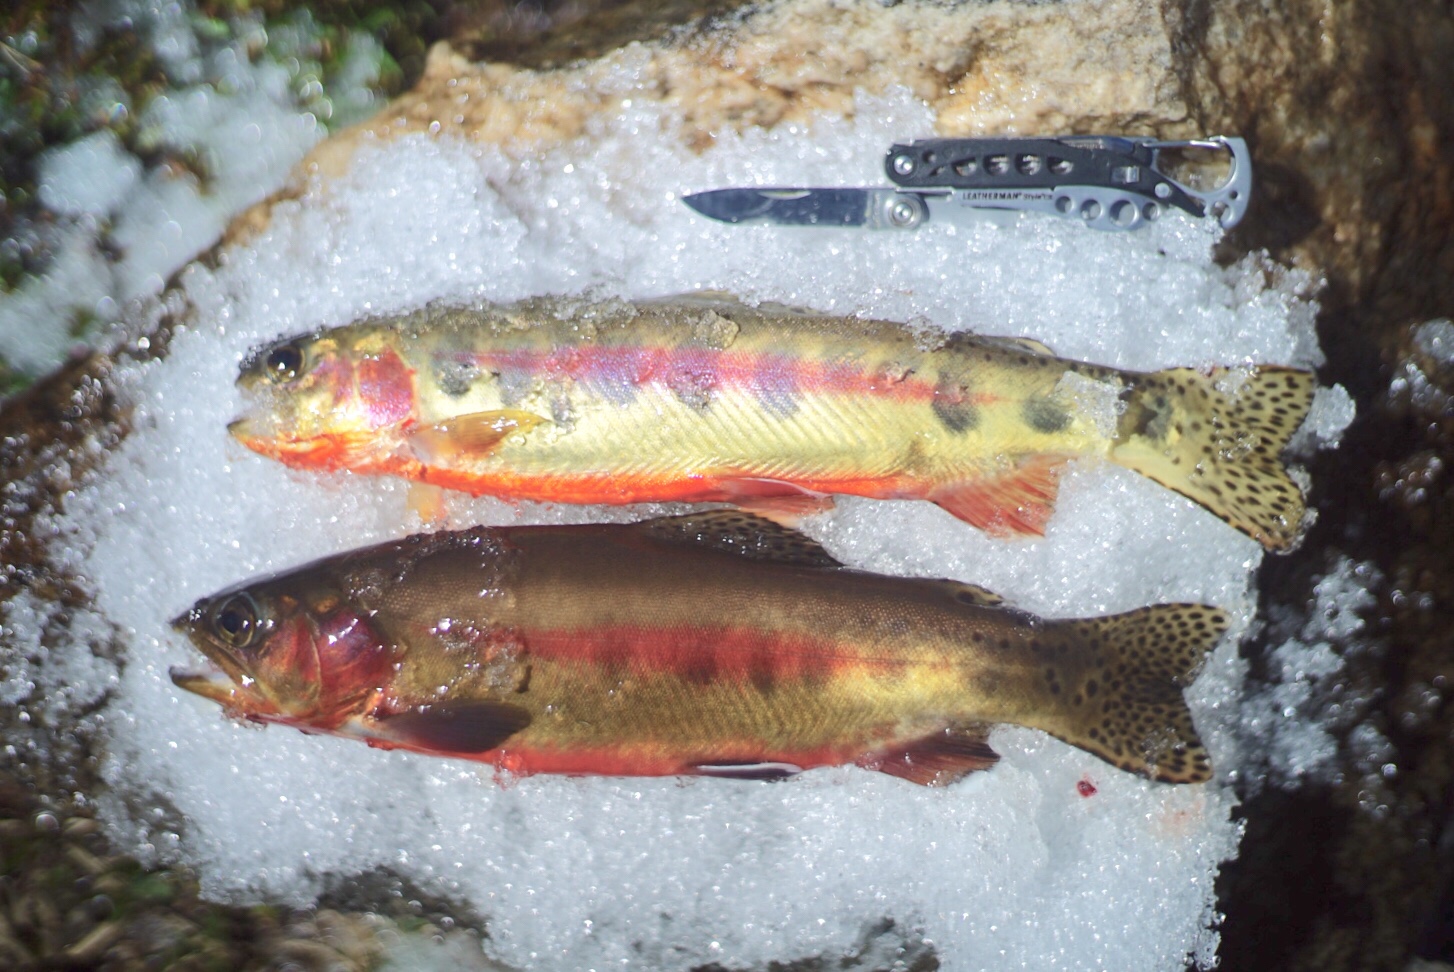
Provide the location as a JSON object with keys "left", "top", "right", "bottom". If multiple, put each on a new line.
{"left": 683, "top": 136, "right": 1251, "bottom": 233}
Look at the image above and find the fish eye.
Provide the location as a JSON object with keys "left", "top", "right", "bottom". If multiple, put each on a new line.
{"left": 264, "top": 343, "right": 305, "bottom": 382}
{"left": 211, "top": 593, "right": 261, "bottom": 649}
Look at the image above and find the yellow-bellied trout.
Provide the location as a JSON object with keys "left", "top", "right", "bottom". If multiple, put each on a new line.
{"left": 171, "top": 512, "right": 1228, "bottom": 784}
{"left": 231, "top": 294, "right": 1316, "bottom": 550}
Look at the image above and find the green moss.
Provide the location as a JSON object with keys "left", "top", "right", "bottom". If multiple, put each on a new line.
{"left": 129, "top": 870, "right": 178, "bottom": 904}
{"left": 0, "top": 356, "right": 32, "bottom": 398}
{"left": 1, "top": 0, "right": 441, "bottom": 299}
{"left": 0, "top": 0, "right": 446, "bottom": 399}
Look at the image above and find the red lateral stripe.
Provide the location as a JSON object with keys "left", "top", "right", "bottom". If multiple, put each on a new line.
{"left": 450, "top": 346, "right": 954, "bottom": 404}
{"left": 522, "top": 624, "right": 904, "bottom": 685}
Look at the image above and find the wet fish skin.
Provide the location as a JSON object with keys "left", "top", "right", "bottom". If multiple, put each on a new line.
{"left": 171, "top": 512, "right": 1228, "bottom": 785}
{"left": 231, "top": 294, "right": 1315, "bottom": 550}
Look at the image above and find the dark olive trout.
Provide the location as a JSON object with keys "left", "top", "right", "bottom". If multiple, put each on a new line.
{"left": 172, "top": 512, "right": 1228, "bottom": 785}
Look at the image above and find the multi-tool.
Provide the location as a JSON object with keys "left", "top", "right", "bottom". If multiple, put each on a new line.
{"left": 683, "top": 135, "right": 1250, "bottom": 233}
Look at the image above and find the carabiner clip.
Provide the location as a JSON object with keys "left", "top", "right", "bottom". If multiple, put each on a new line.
{"left": 1145, "top": 137, "right": 1252, "bottom": 229}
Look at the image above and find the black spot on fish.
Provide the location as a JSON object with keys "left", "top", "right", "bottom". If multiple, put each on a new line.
{"left": 681, "top": 656, "right": 718, "bottom": 686}
{"left": 433, "top": 356, "right": 479, "bottom": 397}
{"left": 496, "top": 368, "right": 536, "bottom": 407}
{"left": 748, "top": 658, "right": 776, "bottom": 696}
{"left": 932, "top": 374, "right": 978, "bottom": 433}
{"left": 1023, "top": 396, "right": 1070, "bottom": 434}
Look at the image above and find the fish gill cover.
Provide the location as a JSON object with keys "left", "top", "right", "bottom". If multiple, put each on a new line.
{"left": 5, "top": 31, "right": 1360, "bottom": 972}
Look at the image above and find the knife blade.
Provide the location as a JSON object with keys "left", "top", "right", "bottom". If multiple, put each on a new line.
{"left": 681, "top": 188, "right": 933, "bottom": 229}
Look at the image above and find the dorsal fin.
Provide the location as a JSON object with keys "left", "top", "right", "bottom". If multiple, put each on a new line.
{"left": 937, "top": 581, "right": 1004, "bottom": 607}
{"left": 638, "top": 511, "right": 842, "bottom": 569}
{"left": 942, "top": 332, "right": 1056, "bottom": 358}
{"left": 647, "top": 292, "right": 829, "bottom": 319}
{"left": 957, "top": 334, "right": 1056, "bottom": 357}
{"left": 643, "top": 291, "right": 753, "bottom": 313}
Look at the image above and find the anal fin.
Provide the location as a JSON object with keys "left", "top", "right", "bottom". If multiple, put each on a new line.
{"left": 930, "top": 455, "right": 1068, "bottom": 537}
{"left": 863, "top": 725, "right": 999, "bottom": 786}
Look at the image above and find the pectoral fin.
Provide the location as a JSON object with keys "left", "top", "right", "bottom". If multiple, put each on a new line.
{"left": 715, "top": 477, "right": 836, "bottom": 525}
{"left": 359, "top": 700, "right": 532, "bottom": 755}
{"left": 407, "top": 482, "right": 448, "bottom": 524}
{"left": 406, "top": 410, "right": 546, "bottom": 465}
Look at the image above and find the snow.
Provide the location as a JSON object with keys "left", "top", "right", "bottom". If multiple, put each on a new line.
{"left": 0, "top": 1, "right": 359, "bottom": 377}
{"left": 2, "top": 21, "right": 1366, "bottom": 972}
{"left": 36, "top": 130, "right": 143, "bottom": 218}
{"left": 1239, "top": 558, "right": 1381, "bottom": 790}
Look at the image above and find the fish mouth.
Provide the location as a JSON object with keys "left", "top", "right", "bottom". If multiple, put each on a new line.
{"left": 169, "top": 609, "right": 260, "bottom": 710}
{"left": 228, "top": 414, "right": 359, "bottom": 469}
{"left": 227, "top": 414, "right": 283, "bottom": 454}
{"left": 169, "top": 664, "right": 247, "bottom": 707}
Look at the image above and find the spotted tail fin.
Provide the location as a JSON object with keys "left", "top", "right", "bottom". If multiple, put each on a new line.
{"left": 1047, "top": 604, "right": 1228, "bottom": 784}
{"left": 1111, "top": 366, "right": 1315, "bottom": 551}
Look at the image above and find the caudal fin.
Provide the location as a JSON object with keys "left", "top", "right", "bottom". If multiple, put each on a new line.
{"left": 1111, "top": 366, "right": 1315, "bottom": 551}
{"left": 1050, "top": 604, "right": 1228, "bottom": 784}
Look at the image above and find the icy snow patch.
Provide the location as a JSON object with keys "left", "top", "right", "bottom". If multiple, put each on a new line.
{"left": 1292, "top": 384, "right": 1357, "bottom": 453}
{"left": 28, "top": 87, "right": 1352, "bottom": 971}
{"left": 37, "top": 129, "right": 143, "bottom": 218}
{"left": 1240, "top": 558, "right": 1381, "bottom": 790}
{"left": 1415, "top": 318, "right": 1454, "bottom": 365}
{"left": 0, "top": 4, "right": 342, "bottom": 377}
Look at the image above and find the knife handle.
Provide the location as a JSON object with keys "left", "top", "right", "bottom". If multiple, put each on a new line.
{"left": 884, "top": 137, "right": 1206, "bottom": 220}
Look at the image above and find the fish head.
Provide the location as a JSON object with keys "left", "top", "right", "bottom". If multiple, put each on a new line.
{"left": 170, "top": 571, "right": 397, "bottom": 729}
{"left": 231, "top": 330, "right": 417, "bottom": 470}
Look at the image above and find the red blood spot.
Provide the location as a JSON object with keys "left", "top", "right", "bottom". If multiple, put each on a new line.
{"left": 1076, "top": 777, "right": 1098, "bottom": 798}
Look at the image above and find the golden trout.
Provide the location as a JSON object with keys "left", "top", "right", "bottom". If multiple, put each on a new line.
{"left": 231, "top": 295, "right": 1315, "bottom": 549}
{"left": 171, "top": 512, "right": 1228, "bottom": 784}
